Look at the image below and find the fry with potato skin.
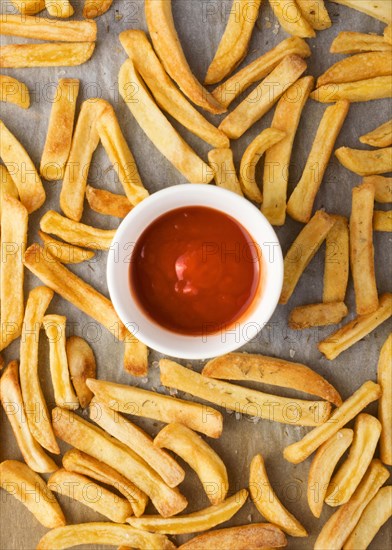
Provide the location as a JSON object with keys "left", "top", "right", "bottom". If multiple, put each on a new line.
{"left": 0, "top": 14, "right": 96, "bottom": 41}
{"left": 373, "top": 209, "right": 392, "bottom": 231}
{"left": 364, "top": 175, "right": 392, "bottom": 202}
{"left": 330, "top": 31, "right": 392, "bottom": 54}
{"left": 360, "top": 119, "right": 392, "bottom": 147}
{"left": 328, "top": 0, "right": 392, "bottom": 23}
{"left": 311, "top": 75, "right": 392, "bottom": 103}
{"left": 66, "top": 336, "right": 96, "bottom": 408}
{"left": 86, "top": 186, "right": 133, "bottom": 218}
{"left": 10, "top": 0, "right": 45, "bottom": 14}
{"left": 208, "top": 148, "right": 243, "bottom": 196}
{"left": 269, "top": 0, "right": 315, "bottom": 37}
{"left": 45, "top": 0, "right": 74, "bottom": 18}
{"left": 0, "top": 75, "right": 30, "bottom": 109}
{"left": 378, "top": 333, "right": 392, "bottom": 465}
{"left": 296, "top": 0, "right": 331, "bottom": 30}
{"left": 323, "top": 215, "right": 349, "bottom": 303}
{"left": 288, "top": 301, "right": 348, "bottom": 329}
{"left": 39, "top": 231, "right": 95, "bottom": 264}
{"left": 0, "top": 42, "right": 95, "bottom": 69}
{"left": 317, "top": 52, "right": 392, "bottom": 87}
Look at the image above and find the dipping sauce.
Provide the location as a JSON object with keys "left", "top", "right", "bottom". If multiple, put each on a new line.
{"left": 130, "top": 206, "right": 260, "bottom": 335}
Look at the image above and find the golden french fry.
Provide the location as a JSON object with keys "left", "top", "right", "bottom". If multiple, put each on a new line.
{"left": 45, "top": 0, "right": 74, "bottom": 17}
{"left": 311, "top": 75, "right": 392, "bottom": 102}
{"left": 289, "top": 301, "right": 348, "bottom": 329}
{"left": 39, "top": 231, "right": 95, "bottom": 264}
{"left": 0, "top": 196, "right": 28, "bottom": 351}
{"left": 239, "top": 128, "right": 285, "bottom": 202}
{"left": 119, "top": 60, "right": 213, "bottom": 184}
{"left": 284, "top": 381, "right": 381, "bottom": 464}
{"left": 296, "top": 0, "right": 331, "bottom": 29}
{"left": 328, "top": 0, "right": 392, "bottom": 23}
{"left": 0, "top": 460, "right": 65, "bottom": 528}
{"left": 0, "top": 120, "right": 45, "bottom": 212}
{"left": 337, "top": 146, "right": 392, "bottom": 176}
{"left": 219, "top": 55, "right": 307, "bottom": 139}
{"left": 0, "top": 42, "right": 95, "bottom": 68}
{"left": 160, "top": 359, "right": 331, "bottom": 427}
{"left": 154, "top": 423, "right": 228, "bottom": 504}
{"left": 330, "top": 31, "right": 392, "bottom": 53}
{"left": 40, "top": 210, "right": 115, "bottom": 250}
{"left": 319, "top": 293, "right": 392, "bottom": 359}
{"left": 123, "top": 334, "right": 148, "bottom": 377}
{"left": 280, "top": 210, "right": 335, "bottom": 304}
{"left": 378, "top": 333, "right": 392, "bottom": 465}
{"left": 0, "top": 164, "right": 19, "bottom": 219}
{"left": 90, "top": 399, "right": 185, "bottom": 488}
{"left": 66, "top": 336, "right": 96, "bottom": 408}
{"left": 10, "top": 0, "right": 45, "bottom": 14}
{"left": 52, "top": 407, "right": 186, "bottom": 517}
{"left": 363, "top": 175, "right": 392, "bottom": 202}
{"left": 40, "top": 78, "right": 79, "bottom": 181}
{"left": 317, "top": 52, "right": 392, "bottom": 87}
{"left": 83, "top": 0, "right": 113, "bottom": 18}
{"left": 262, "top": 76, "right": 313, "bottom": 226}
{"left": 203, "top": 352, "right": 342, "bottom": 406}
{"left": 323, "top": 215, "right": 349, "bottom": 303}
{"left": 0, "top": 14, "right": 96, "bottom": 41}
{"left": 307, "top": 429, "right": 354, "bottom": 517}
{"left": 360, "top": 119, "right": 392, "bottom": 147}
{"left": 0, "top": 361, "right": 58, "bottom": 473}
{"left": 250, "top": 453, "right": 307, "bottom": 537}
{"left": 86, "top": 377, "right": 223, "bottom": 438}
{"left": 24, "top": 244, "right": 127, "bottom": 341}
{"left": 269, "top": 0, "right": 315, "bottom": 37}
{"left": 86, "top": 185, "right": 133, "bottom": 218}
{"left": 374, "top": 209, "right": 392, "bottom": 231}
{"left": 385, "top": 24, "right": 392, "bottom": 44}
{"left": 207, "top": 148, "right": 243, "bottom": 196}
{"left": 204, "top": 0, "right": 262, "bottom": 85}
{"left": 314, "top": 459, "right": 390, "bottom": 550}
{"left": 0, "top": 75, "right": 29, "bottom": 109}
{"left": 287, "top": 100, "right": 349, "bottom": 223}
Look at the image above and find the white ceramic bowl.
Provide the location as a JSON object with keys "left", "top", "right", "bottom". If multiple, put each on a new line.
{"left": 107, "top": 184, "right": 283, "bottom": 359}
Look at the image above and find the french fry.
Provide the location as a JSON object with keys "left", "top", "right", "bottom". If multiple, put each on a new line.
{"left": 159, "top": 359, "right": 332, "bottom": 427}
{"left": 323, "top": 215, "right": 349, "bottom": 303}
{"left": 24, "top": 244, "right": 127, "bottom": 341}
{"left": 45, "top": 0, "right": 74, "bottom": 18}
{"left": 374, "top": 209, "right": 392, "bottom": 231}
{"left": 288, "top": 302, "right": 348, "bottom": 329}
{"left": 154, "top": 422, "right": 228, "bottom": 504}
{"left": 0, "top": 165, "right": 19, "bottom": 217}
{"left": 283, "top": 380, "right": 381, "bottom": 464}
{"left": 250, "top": 453, "right": 307, "bottom": 537}
{"left": 219, "top": 55, "right": 307, "bottom": 139}
{"left": 287, "top": 100, "right": 349, "bottom": 223}
{"left": 39, "top": 231, "right": 95, "bottom": 264}
{"left": 202, "top": 352, "right": 342, "bottom": 406}
{"left": 204, "top": 0, "right": 262, "bottom": 85}
{"left": 128, "top": 489, "right": 248, "bottom": 534}
{"left": 262, "top": 76, "right": 314, "bottom": 226}
{"left": 86, "top": 377, "right": 223, "bottom": 438}
{"left": 52, "top": 407, "right": 187, "bottom": 517}
{"left": 317, "top": 52, "right": 392, "bottom": 87}
{"left": 314, "top": 459, "right": 390, "bottom": 550}
{"left": 296, "top": 0, "right": 331, "bottom": 29}
{"left": 280, "top": 210, "right": 335, "bottom": 304}
{"left": 119, "top": 60, "right": 213, "bottom": 184}
{"left": 385, "top": 24, "right": 392, "bottom": 44}
{"left": 83, "top": 0, "right": 113, "bottom": 18}
{"left": 378, "top": 333, "right": 392, "bottom": 465}
{"left": 40, "top": 78, "right": 80, "bottom": 181}
{"left": 360, "top": 119, "right": 392, "bottom": 147}
{"left": 0, "top": 14, "right": 96, "bottom": 41}
{"left": 10, "top": 0, "right": 45, "bottom": 14}
{"left": 350, "top": 181, "right": 378, "bottom": 315}
{"left": 0, "top": 361, "right": 58, "bottom": 473}
{"left": 37, "top": 523, "right": 176, "bottom": 550}
{"left": 48, "top": 469, "right": 133, "bottom": 523}
{"left": 119, "top": 30, "right": 229, "bottom": 149}
{"left": 66, "top": 336, "right": 96, "bottom": 408}
{"left": 328, "top": 0, "right": 392, "bottom": 23}
{"left": 337, "top": 146, "right": 392, "bottom": 176}
{"left": 269, "top": 0, "right": 315, "bottom": 37}
{"left": 40, "top": 210, "right": 116, "bottom": 250}
{"left": 123, "top": 334, "right": 148, "bottom": 378}
{"left": 89, "top": 399, "right": 185, "bottom": 488}
{"left": 311, "top": 76, "right": 392, "bottom": 103}
{"left": 307, "top": 429, "right": 354, "bottom": 517}
{"left": 0, "top": 75, "right": 29, "bottom": 109}
{"left": 343, "top": 486, "right": 392, "bottom": 550}
{"left": 0, "top": 43, "right": 95, "bottom": 68}
{"left": 0, "top": 196, "right": 28, "bottom": 351}
{"left": 0, "top": 120, "right": 45, "bottom": 212}
{"left": 330, "top": 31, "right": 392, "bottom": 54}
{"left": 325, "top": 414, "right": 381, "bottom": 507}
{"left": 144, "top": 0, "right": 225, "bottom": 114}
{"left": 363, "top": 175, "right": 392, "bottom": 202}
{"left": 86, "top": 186, "right": 133, "bottom": 218}
{"left": 239, "top": 128, "right": 286, "bottom": 202}
{"left": 207, "top": 148, "right": 243, "bottom": 196}
{"left": 319, "top": 293, "right": 392, "bottom": 359}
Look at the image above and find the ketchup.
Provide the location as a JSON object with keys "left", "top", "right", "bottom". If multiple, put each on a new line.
{"left": 130, "top": 206, "right": 260, "bottom": 335}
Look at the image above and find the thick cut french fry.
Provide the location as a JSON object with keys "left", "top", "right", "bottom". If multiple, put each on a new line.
{"left": 311, "top": 76, "right": 392, "bottom": 103}
{"left": 0, "top": 196, "right": 28, "bottom": 351}
{"left": 269, "top": 0, "right": 315, "bottom": 37}
{"left": 250, "top": 453, "right": 307, "bottom": 537}
{"left": 288, "top": 301, "right": 348, "bottom": 329}
{"left": 24, "top": 244, "right": 127, "bottom": 341}
{"left": 296, "top": 0, "right": 331, "bottom": 29}
{"left": 239, "top": 128, "right": 285, "bottom": 202}
{"left": 123, "top": 334, "right": 148, "bottom": 377}
{"left": 307, "top": 429, "right": 353, "bottom": 517}
{"left": 319, "top": 293, "right": 392, "bottom": 359}
{"left": 314, "top": 459, "right": 390, "bottom": 550}
{"left": 0, "top": 361, "right": 58, "bottom": 473}
{"left": 262, "top": 76, "right": 313, "bottom": 226}
{"left": 160, "top": 359, "right": 331, "bottom": 427}
{"left": 280, "top": 210, "right": 335, "bottom": 304}
{"left": 86, "top": 186, "right": 133, "bottom": 218}
{"left": 119, "top": 60, "right": 213, "bottom": 184}
{"left": 0, "top": 14, "right": 96, "bottom": 41}
{"left": 378, "top": 333, "right": 392, "bottom": 465}
{"left": 48, "top": 469, "right": 133, "bottom": 523}
{"left": 53, "top": 408, "right": 186, "bottom": 518}
{"left": 317, "top": 52, "right": 392, "bottom": 87}
{"left": 40, "top": 78, "right": 79, "bottom": 181}
{"left": 144, "top": 0, "right": 225, "bottom": 114}
{"left": 119, "top": 30, "right": 229, "bottom": 149}
{"left": 0, "top": 75, "right": 29, "bottom": 109}
{"left": 39, "top": 231, "right": 95, "bottom": 264}
{"left": 326, "top": 414, "right": 381, "bottom": 506}
{"left": 204, "top": 0, "right": 262, "bottom": 85}
{"left": 0, "top": 460, "right": 65, "bottom": 528}
{"left": 154, "top": 423, "right": 228, "bottom": 504}
{"left": 90, "top": 399, "right": 185, "bottom": 488}
{"left": 128, "top": 489, "right": 248, "bottom": 534}
{"left": 350, "top": 181, "right": 378, "bottom": 315}
{"left": 385, "top": 24, "right": 392, "bottom": 44}
{"left": 86, "top": 377, "right": 223, "bottom": 438}
{"left": 83, "top": 0, "right": 113, "bottom": 18}
{"left": 45, "top": 0, "right": 74, "bottom": 18}
{"left": 0, "top": 43, "right": 95, "bottom": 68}
{"left": 0, "top": 165, "right": 19, "bottom": 219}
{"left": 208, "top": 148, "right": 243, "bottom": 196}
{"left": 374, "top": 209, "right": 392, "bottom": 231}
{"left": 203, "top": 352, "right": 342, "bottom": 406}
{"left": 10, "top": 0, "right": 45, "bottom": 14}
{"left": 330, "top": 31, "right": 392, "bottom": 53}
{"left": 0, "top": 120, "right": 45, "bottom": 212}
{"left": 363, "top": 175, "right": 392, "bottom": 202}
{"left": 287, "top": 100, "right": 349, "bottom": 223}
{"left": 323, "top": 215, "right": 349, "bottom": 303}
{"left": 66, "top": 336, "right": 96, "bottom": 408}
{"left": 219, "top": 55, "right": 307, "bottom": 139}
{"left": 329, "top": 0, "right": 392, "bottom": 23}
{"left": 360, "top": 119, "right": 392, "bottom": 147}
{"left": 284, "top": 380, "right": 381, "bottom": 463}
